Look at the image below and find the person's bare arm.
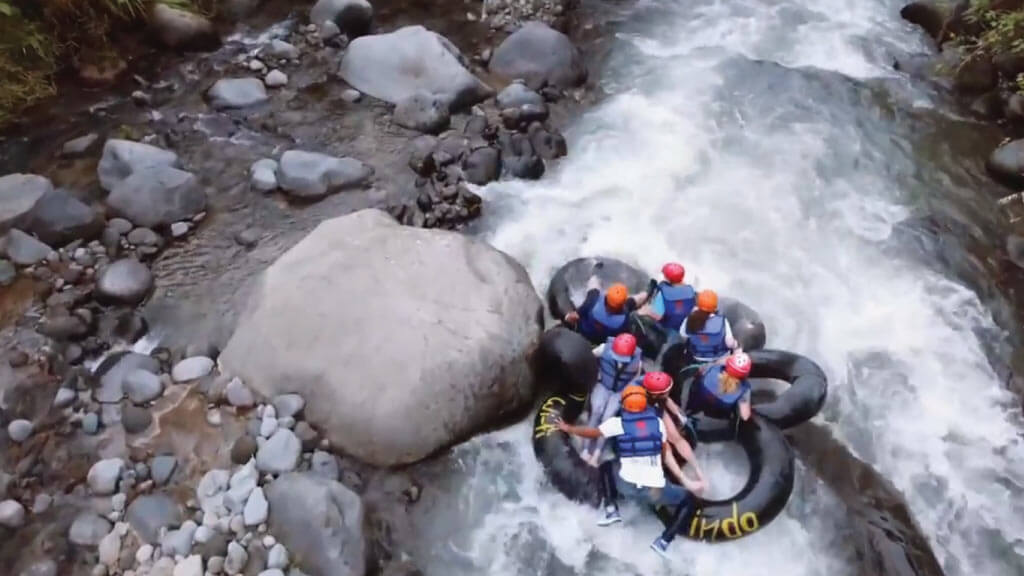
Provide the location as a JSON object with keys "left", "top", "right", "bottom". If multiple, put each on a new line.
{"left": 662, "top": 442, "right": 687, "bottom": 485}
{"left": 556, "top": 420, "right": 603, "bottom": 439}
{"left": 665, "top": 397, "right": 684, "bottom": 422}
{"left": 739, "top": 398, "right": 752, "bottom": 421}
{"left": 663, "top": 413, "right": 704, "bottom": 479}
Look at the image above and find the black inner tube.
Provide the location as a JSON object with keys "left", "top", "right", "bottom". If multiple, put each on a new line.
{"left": 546, "top": 256, "right": 649, "bottom": 322}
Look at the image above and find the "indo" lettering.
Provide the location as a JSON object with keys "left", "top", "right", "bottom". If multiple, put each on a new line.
{"left": 687, "top": 503, "right": 760, "bottom": 542}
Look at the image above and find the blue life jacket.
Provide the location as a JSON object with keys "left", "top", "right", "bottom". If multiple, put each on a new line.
{"left": 694, "top": 364, "right": 748, "bottom": 415}
{"left": 656, "top": 281, "right": 696, "bottom": 331}
{"left": 686, "top": 314, "right": 728, "bottom": 360}
{"left": 579, "top": 298, "right": 629, "bottom": 342}
{"left": 598, "top": 338, "right": 643, "bottom": 392}
{"left": 615, "top": 407, "right": 663, "bottom": 458}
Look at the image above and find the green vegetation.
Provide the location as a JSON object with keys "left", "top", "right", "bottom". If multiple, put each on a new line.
{"left": 957, "top": 0, "right": 1024, "bottom": 91}
{"left": 0, "top": 0, "right": 209, "bottom": 125}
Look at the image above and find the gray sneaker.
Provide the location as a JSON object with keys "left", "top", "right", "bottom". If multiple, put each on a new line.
{"left": 597, "top": 505, "right": 622, "bottom": 526}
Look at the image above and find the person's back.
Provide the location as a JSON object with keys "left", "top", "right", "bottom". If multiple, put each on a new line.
{"left": 647, "top": 263, "right": 696, "bottom": 331}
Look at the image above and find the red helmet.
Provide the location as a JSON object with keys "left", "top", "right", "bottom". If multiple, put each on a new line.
{"left": 611, "top": 333, "right": 637, "bottom": 357}
{"left": 662, "top": 262, "right": 685, "bottom": 284}
{"left": 725, "top": 353, "right": 752, "bottom": 378}
{"left": 642, "top": 371, "right": 673, "bottom": 396}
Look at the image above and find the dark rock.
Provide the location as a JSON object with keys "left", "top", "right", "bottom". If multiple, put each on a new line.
{"left": 97, "top": 310, "right": 149, "bottom": 343}
{"left": 1006, "top": 93, "right": 1024, "bottom": 121}
{"left": 970, "top": 91, "right": 1004, "bottom": 119}
{"left": 122, "top": 405, "right": 153, "bottom": 434}
{"left": 435, "top": 135, "right": 470, "bottom": 165}
{"left": 294, "top": 421, "right": 320, "bottom": 452}
{"left": 394, "top": 92, "right": 451, "bottom": 134}
{"left": 207, "top": 78, "right": 269, "bottom": 109}
{"left": 150, "top": 4, "right": 219, "bottom": 51}
{"left": 278, "top": 150, "right": 373, "bottom": 200}
{"left": 23, "top": 188, "right": 103, "bottom": 246}
{"left": 501, "top": 103, "right": 549, "bottom": 130}
{"left": 953, "top": 51, "right": 997, "bottom": 93}
{"left": 0, "top": 174, "right": 51, "bottom": 234}
{"left": 127, "top": 227, "right": 163, "bottom": 248}
{"left": 98, "top": 140, "right": 180, "bottom": 193}
{"left": 95, "top": 259, "right": 153, "bottom": 305}
{"left": 528, "top": 125, "right": 567, "bottom": 159}
{"left": 988, "top": 139, "right": 1024, "bottom": 187}
{"left": 407, "top": 136, "right": 438, "bottom": 176}
{"left": 994, "top": 51, "right": 1024, "bottom": 80}
{"left": 4, "top": 229, "right": 52, "bottom": 266}
{"left": 310, "top": 0, "right": 373, "bottom": 38}
{"left": 231, "top": 435, "right": 258, "bottom": 465}
{"left": 37, "top": 313, "right": 90, "bottom": 341}
{"left": 126, "top": 492, "right": 183, "bottom": 544}
{"left": 463, "top": 147, "right": 501, "bottom": 185}
{"left": 505, "top": 154, "right": 545, "bottom": 180}
{"left": 899, "top": 1, "right": 953, "bottom": 42}
{"left": 489, "top": 22, "right": 586, "bottom": 88}
{"left": 463, "top": 116, "right": 489, "bottom": 137}
{"left": 338, "top": 26, "right": 493, "bottom": 111}
{"left": 107, "top": 166, "right": 207, "bottom": 228}
{"left": 496, "top": 82, "right": 544, "bottom": 108}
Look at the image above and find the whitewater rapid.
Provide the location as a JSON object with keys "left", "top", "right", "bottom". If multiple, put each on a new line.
{"left": 403, "top": 0, "right": 1024, "bottom": 574}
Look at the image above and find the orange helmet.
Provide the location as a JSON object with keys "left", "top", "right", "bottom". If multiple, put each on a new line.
{"left": 696, "top": 289, "right": 718, "bottom": 312}
{"left": 605, "top": 283, "right": 629, "bottom": 310}
{"left": 621, "top": 385, "right": 648, "bottom": 413}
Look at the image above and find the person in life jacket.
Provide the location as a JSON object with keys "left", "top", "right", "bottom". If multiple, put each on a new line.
{"left": 680, "top": 289, "right": 741, "bottom": 367}
{"left": 686, "top": 352, "right": 753, "bottom": 423}
{"left": 557, "top": 385, "right": 706, "bottom": 559}
{"left": 641, "top": 372, "right": 704, "bottom": 473}
{"left": 564, "top": 276, "right": 647, "bottom": 345}
{"left": 580, "top": 334, "right": 645, "bottom": 467}
{"left": 639, "top": 262, "right": 697, "bottom": 332}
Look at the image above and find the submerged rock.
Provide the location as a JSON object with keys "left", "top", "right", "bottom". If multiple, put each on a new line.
{"left": 0, "top": 174, "right": 51, "bottom": 234}
{"left": 207, "top": 78, "right": 270, "bottom": 109}
{"left": 277, "top": 150, "right": 373, "bottom": 200}
{"left": 98, "top": 140, "right": 180, "bottom": 192}
{"left": 490, "top": 22, "right": 586, "bottom": 88}
{"left": 219, "top": 209, "right": 542, "bottom": 466}
{"left": 339, "top": 26, "right": 493, "bottom": 111}
{"left": 107, "top": 166, "right": 207, "bottom": 228}
{"left": 95, "top": 352, "right": 161, "bottom": 403}
{"left": 310, "top": 0, "right": 373, "bottom": 38}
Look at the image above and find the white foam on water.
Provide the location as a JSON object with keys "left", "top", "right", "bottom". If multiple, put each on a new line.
{"left": 439, "top": 0, "right": 1024, "bottom": 574}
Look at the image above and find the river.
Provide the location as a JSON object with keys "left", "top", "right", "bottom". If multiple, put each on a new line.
{"left": 394, "top": 0, "right": 1024, "bottom": 574}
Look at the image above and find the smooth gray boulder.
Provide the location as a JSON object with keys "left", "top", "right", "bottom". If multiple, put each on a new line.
{"left": 95, "top": 352, "right": 161, "bottom": 403}
{"left": 0, "top": 174, "right": 51, "bottom": 234}
{"left": 310, "top": 0, "right": 372, "bottom": 37}
{"left": 125, "top": 369, "right": 164, "bottom": 404}
{"left": 277, "top": 150, "right": 372, "bottom": 200}
{"left": 98, "top": 140, "right": 180, "bottom": 192}
{"left": 107, "top": 166, "right": 207, "bottom": 228}
{"left": 24, "top": 188, "right": 103, "bottom": 246}
{"left": 394, "top": 92, "right": 451, "bottom": 134}
{"left": 150, "top": 3, "right": 220, "bottom": 51}
{"left": 69, "top": 512, "right": 112, "bottom": 547}
{"left": 496, "top": 81, "right": 545, "bottom": 108}
{"left": 988, "top": 139, "right": 1024, "bottom": 188}
{"left": 265, "top": 473, "right": 364, "bottom": 576}
{"left": 251, "top": 159, "right": 279, "bottom": 192}
{"left": 489, "top": 22, "right": 586, "bottom": 88}
{"left": 95, "top": 259, "right": 153, "bottom": 305}
{"left": 4, "top": 229, "right": 52, "bottom": 266}
{"left": 339, "top": 26, "right": 493, "bottom": 111}
{"left": 127, "top": 493, "right": 184, "bottom": 544}
{"left": 207, "top": 78, "right": 269, "bottom": 109}
{"left": 219, "top": 209, "right": 542, "bottom": 466}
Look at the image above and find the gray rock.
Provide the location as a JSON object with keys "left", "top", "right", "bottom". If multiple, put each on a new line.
{"left": 235, "top": 228, "right": 260, "bottom": 247}
{"left": 259, "top": 415, "right": 278, "bottom": 438}
{"left": 264, "top": 40, "right": 299, "bottom": 60}
{"left": 339, "top": 26, "right": 493, "bottom": 111}
{"left": 310, "top": 451, "right": 339, "bottom": 480}
{"left": 407, "top": 135, "right": 438, "bottom": 176}
{"left": 528, "top": 125, "right": 567, "bottom": 160}
{"left": 490, "top": 22, "right": 586, "bottom": 88}
{"left": 266, "top": 544, "right": 288, "bottom": 570}
{"left": 462, "top": 147, "right": 501, "bottom": 185}
{"left": 151, "top": 456, "right": 177, "bottom": 486}
{"left": 246, "top": 541, "right": 268, "bottom": 575}
{"left": 127, "top": 492, "right": 184, "bottom": 544}
{"left": 341, "top": 89, "right": 361, "bottom": 103}
{"left": 18, "top": 558, "right": 57, "bottom": 576}
{"left": 53, "top": 387, "right": 76, "bottom": 409}
{"left": 122, "top": 405, "right": 153, "bottom": 434}
{"left": 243, "top": 487, "right": 268, "bottom": 526}
{"left": 150, "top": 3, "right": 219, "bottom": 51}
{"left": 108, "top": 218, "right": 134, "bottom": 235}
{"left": 127, "top": 227, "right": 162, "bottom": 247}
{"left": 394, "top": 92, "right": 450, "bottom": 134}
{"left": 125, "top": 369, "right": 164, "bottom": 404}
{"left": 95, "top": 259, "right": 153, "bottom": 305}
{"left": 988, "top": 139, "right": 1024, "bottom": 188}
{"left": 219, "top": 209, "right": 541, "bottom": 466}
{"left": 82, "top": 412, "right": 100, "bottom": 434}
{"left": 310, "top": 0, "right": 373, "bottom": 37}
{"left": 98, "top": 140, "right": 180, "bottom": 192}
{"left": 160, "top": 520, "right": 197, "bottom": 557}
{"left": 319, "top": 20, "right": 342, "bottom": 41}
{"left": 231, "top": 436, "right": 258, "bottom": 465}
{"left": 208, "top": 78, "right": 269, "bottom": 109}
{"left": 24, "top": 188, "right": 103, "bottom": 246}
{"left": 0, "top": 499, "right": 25, "bottom": 528}
{"left": 496, "top": 82, "right": 544, "bottom": 108}
{"left": 293, "top": 421, "right": 319, "bottom": 452}
{"left": 37, "top": 312, "right": 90, "bottom": 341}
{"left": 7, "top": 419, "right": 33, "bottom": 443}
{"left": 1009, "top": 234, "right": 1024, "bottom": 270}
{"left": 4, "top": 229, "right": 53, "bottom": 266}
{"left": 255, "top": 429, "right": 301, "bottom": 473}
{"left": 250, "top": 159, "right": 279, "bottom": 192}
{"left": 264, "top": 70, "right": 288, "bottom": 88}
{"left": 277, "top": 151, "right": 372, "bottom": 200}
{"left": 170, "top": 221, "right": 190, "bottom": 237}
{"left": 271, "top": 394, "right": 305, "bottom": 419}
{"left": 226, "top": 378, "right": 255, "bottom": 407}
{"left": 225, "top": 541, "right": 248, "bottom": 575}
{"left": 265, "top": 473, "right": 364, "bottom": 576}
{"left": 259, "top": 571, "right": 285, "bottom": 576}
{"left": 62, "top": 133, "right": 100, "bottom": 157}
{"left": 0, "top": 259, "right": 14, "bottom": 285}
{"left": 172, "top": 356, "right": 215, "bottom": 382}
{"left": 32, "top": 493, "right": 52, "bottom": 514}
{"left": 95, "top": 352, "right": 160, "bottom": 403}
{"left": 0, "top": 174, "right": 51, "bottom": 234}
{"left": 87, "top": 458, "right": 124, "bottom": 495}
{"left": 107, "top": 166, "right": 207, "bottom": 228}
{"left": 69, "top": 512, "right": 113, "bottom": 547}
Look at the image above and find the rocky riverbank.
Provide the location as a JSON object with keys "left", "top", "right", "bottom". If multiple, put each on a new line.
{"left": 0, "top": 0, "right": 617, "bottom": 574}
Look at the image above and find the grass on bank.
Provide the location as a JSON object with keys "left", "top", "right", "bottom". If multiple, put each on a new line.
{"left": 956, "top": 0, "right": 1024, "bottom": 91}
{"left": 0, "top": 0, "right": 209, "bottom": 125}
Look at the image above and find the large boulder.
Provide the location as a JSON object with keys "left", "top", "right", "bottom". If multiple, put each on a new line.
{"left": 149, "top": 3, "right": 220, "bottom": 52}
{"left": 0, "top": 174, "right": 52, "bottom": 234}
{"left": 106, "top": 166, "right": 207, "bottom": 228}
{"left": 220, "top": 209, "right": 542, "bottom": 466}
{"left": 98, "top": 140, "right": 180, "bottom": 192}
{"left": 338, "top": 26, "right": 493, "bottom": 111}
{"left": 489, "top": 22, "right": 586, "bottom": 88}
{"left": 987, "top": 139, "right": 1024, "bottom": 187}
{"left": 24, "top": 188, "right": 103, "bottom": 246}
{"left": 276, "top": 150, "right": 373, "bottom": 200}
{"left": 265, "top": 473, "right": 364, "bottom": 576}
{"left": 899, "top": 1, "right": 954, "bottom": 42}
{"left": 310, "top": 0, "right": 373, "bottom": 38}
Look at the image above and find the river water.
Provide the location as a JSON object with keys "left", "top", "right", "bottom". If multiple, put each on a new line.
{"left": 399, "top": 0, "right": 1024, "bottom": 575}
